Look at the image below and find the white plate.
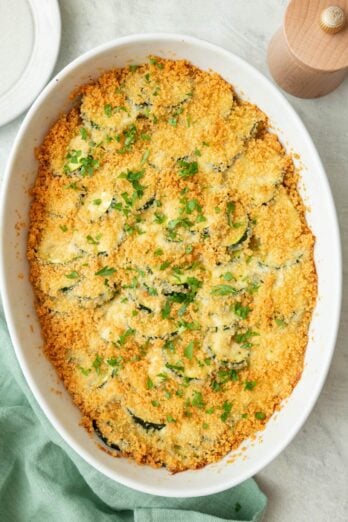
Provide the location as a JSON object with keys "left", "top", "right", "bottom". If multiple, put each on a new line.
{"left": 0, "top": 34, "right": 342, "bottom": 497}
{"left": 0, "top": 0, "right": 61, "bottom": 126}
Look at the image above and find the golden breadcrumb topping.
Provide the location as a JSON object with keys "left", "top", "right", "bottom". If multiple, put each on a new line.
{"left": 27, "top": 57, "right": 317, "bottom": 472}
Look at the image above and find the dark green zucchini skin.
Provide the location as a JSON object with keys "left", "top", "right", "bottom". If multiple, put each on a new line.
{"left": 138, "top": 196, "right": 156, "bottom": 212}
{"left": 93, "top": 420, "right": 120, "bottom": 450}
{"left": 137, "top": 303, "right": 153, "bottom": 314}
{"left": 128, "top": 410, "right": 166, "bottom": 431}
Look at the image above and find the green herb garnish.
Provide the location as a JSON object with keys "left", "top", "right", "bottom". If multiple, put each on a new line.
{"left": 146, "top": 376, "right": 154, "bottom": 389}
{"left": 92, "top": 355, "right": 103, "bottom": 374}
{"left": 118, "top": 328, "right": 135, "bottom": 346}
{"left": 184, "top": 340, "right": 194, "bottom": 360}
{"left": 80, "top": 127, "right": 88, "bottom": 140}
{"left": 154, "top": 211, "right": 166, "bottom": 224}
{"left": 95, "top": 266, "right": 116, "bottom": 277}
{"left": 104, "top": 103, "right": 113, "bottom": 117}
{"left": 255, "top": 411, "right": 266, "bottom": 420}
{"left": 161, "top": 300, "right": 171, "bottom": 319}
{"left": 211, "top": 284, "right": 238, "bottom": 296}
{"left": 191, "top": 391, "right": 205, "bottom": 408}
{"left": 226, "top": 201, "right": 236, "bottom": 227}
{"left": 233, "top": 302, "right": 251, "bottom": 319}
{"left": 65, "top": 271, "right": 79, "bottom": 279}
{"left": 177, "top": 159, "right": 198, "bottom": 178}
{"left": 220, "top": 401, "right": 233, "bottom": 422}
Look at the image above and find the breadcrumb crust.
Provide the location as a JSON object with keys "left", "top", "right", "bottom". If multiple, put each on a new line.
{"left": 27, "top": 58, "right": 317, "bottom": 472}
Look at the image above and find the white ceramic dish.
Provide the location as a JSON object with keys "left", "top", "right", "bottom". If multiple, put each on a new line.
{"left": 0, "top": 34, "right": 341, "bottom": 497}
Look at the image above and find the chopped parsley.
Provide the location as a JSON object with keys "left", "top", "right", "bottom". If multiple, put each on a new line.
{"left": 184, "top": 340, "right": 194, "bottom": 360}
{"left": 141, "top": 149, "right": 150, "bottom": 164}
{"left": 119, "top": 169, "right": 145, "bottom": 203}
{"left": 220, "top": 401, "right": 233, "bottom": 422}
{"left": 244, "top": 380, "right": 256, "bottom": 391}
{"left": 165, "top": 362, "right": 184, "bottom": 373}
{"left": 107, "top": 356, "right": 123, "bottom": 369}
{"left": 104, "top": 103, "right": 113, "bottom": 117}
{"left": 211, "top": 284, "right": 238, "bottom": 296}
{"left": 79, "top": 127, "right": 88, "bottom": 140}
{"left": 167, "top": 217, "right": 193, "bottom": 233}
{"left": 160, "top": 260, "right": 171, "bottom": 270}
{"left": 65, "top": 271, "right": 79, "bottom": 279}
{"left": 92, "top": 355, "right": 103, "bottom": 374}
{"left": 233, "top": 302, "right": 251, "bottom": 319}
{"left": 64, "top": 150, "right": 99, "bottom": 177}
{"left": 118, "top": 124, "right": 137, "bottom": 154}
{"left": 146, "top": 377, "right": 154, "bottom": 389}
{"left": 178, "top": 319, "right": 201, "bottom": 331}
{"left": 95, "top": 266, "right": 116, "bottom": 277}
{"left": 59, "top": 224, "right": 68, "bottom": 232}
{"left": 118, "top": 328, "right": 135, "bottom": 346}
{"left": 255, "top": 411, "right": 266, "bottom": 420}
{"left": 234, "top": 329, "right": 259, "bottom": 348}
{"left": 177, "top": 159, "right": 198, "bottom": 178}
{"left": 64, "top": 182, "right": 79, "bottom": 190}
{"left": 149, "top": 57, "right": 164, "bottom": 69}
{"left": 78, "top": 366, "right": 91, "bottom": 376}
{"left": 191, "top": 391, "right": 205, "bottom": 408}
{"left": 161, "top": 300, "right": 171, "bottom": 319}
{"left": 226, "top": 201, "right": 236, "bottom": 227}
{"left": 163, "top": 339, "right": 175, "bottom": 352}
{"left": 86, "top": 234, "right": 101, "bottom": 245}
{"left": 154, "top": 211, "right": 166, "bottom": 224}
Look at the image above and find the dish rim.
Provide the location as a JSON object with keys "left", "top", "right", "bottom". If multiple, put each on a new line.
{"left": 0, "top": 33, "right": 342, "bottom": 497}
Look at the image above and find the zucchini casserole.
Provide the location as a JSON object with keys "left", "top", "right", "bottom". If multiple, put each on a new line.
{"left": 28, "top": 58, "right": 317, "bottom": 471}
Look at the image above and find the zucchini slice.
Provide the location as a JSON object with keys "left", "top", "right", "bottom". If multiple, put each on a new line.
{"left": 203, "top": 329, "right": 250, "bottom": 368}
{"left": 128, "top": 410, "right": 166, "bottom": 432}
{"left": 93, "top": 420, "right": 121, "bottom": 451}
{"left": 164, "top": 347, "right": 213, "bottom": 382}
{"left": 37, "top": 227, "right": 86, "bottom": 265}
{"left": 77, "top": 190, "right": 114, "bottom": 222}
{"left": 227, "top": 134, "right": 287, "bottom": 206}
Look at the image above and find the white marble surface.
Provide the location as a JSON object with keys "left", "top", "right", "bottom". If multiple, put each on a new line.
{"left": 0, "top": 1, "right": 347, "bottom": 520}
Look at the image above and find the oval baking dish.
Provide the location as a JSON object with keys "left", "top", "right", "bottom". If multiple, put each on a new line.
{"left": 0, "top": 34, "right": 341, "bottom": 497}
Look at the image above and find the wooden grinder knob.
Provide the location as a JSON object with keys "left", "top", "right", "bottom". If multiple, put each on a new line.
{"left": 267, "top": 0, "right": 348, "bottom": 98}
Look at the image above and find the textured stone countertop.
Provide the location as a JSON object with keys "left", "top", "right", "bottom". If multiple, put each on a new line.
{"left": 0, "top": 1, "right": 347, "bottom": 520}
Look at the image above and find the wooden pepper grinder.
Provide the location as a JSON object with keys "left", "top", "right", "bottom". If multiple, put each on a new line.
{"left": 268, "top": 0, "right": 348, "bottom": 98}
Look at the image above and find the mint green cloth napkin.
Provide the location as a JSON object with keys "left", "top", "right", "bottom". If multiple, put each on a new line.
{"left": 0, "top": 312, "right": 267, "bottom": 521}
